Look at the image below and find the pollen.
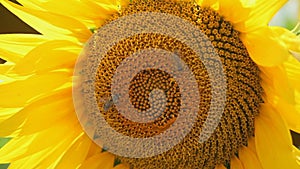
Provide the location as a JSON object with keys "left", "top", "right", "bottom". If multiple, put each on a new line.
{"left": 93, "top": 0, "right": 264, "bottom": 168}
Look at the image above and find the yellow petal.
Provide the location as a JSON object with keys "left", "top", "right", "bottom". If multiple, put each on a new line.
{"left": 283, "top": 56, "right": 300, "bottom": 92}
{"left": 92, "top": 0, "right": 126, "bottom": 8}
{"left": 17, "top": 0, "right": 119, "bottom": 28}
{"left": 0, "top": 71, "right": 71, "bottom": 107}
{"left": 0, "top": 69, "right": 29, "bottom": 83}
{"left": 0, "top": 49, "right": 23, "bottom": 66}
{"left": 214, "top": 164, "right": 227, "bottom": 169}
{"left": 241, "top": 27, "right": 289, "bottom": 67}
{"left": 86, "top": 141, "right": 103, "bottom": 159}
{"left": 275, "top": 98, "right": 300, "bottom": 134}
{"left": 260, "top": 63, "right": 300, "bottom": 133}
{"left": 113, "top": 164, "right": 130, "bottom": 169}
{"left": 0, "top": 34, "right": 47, "bottom": 63}
{"left": 255, "top": 103, "right": 299, "bottom": 169}
{"left": 271, "top": 26, "right": 300, "bottom": 53}
{"left": 36, "top": 129, "right": 83, "bottom": 168}
{"left": 239, "top": 0, "right": 288, "bottom": 32}
{"left": 79, "top": 152, "right": 115, "bottom": 169}
{"left": 0, "top": 117, "right": 79, "bottom": 163}
{"left": 55, "top": 133, "right": 92, "bottom": 169}
{"left": 119, "top": 0, "right": 130, "bottom": 8}
{"left": 0, "top": 134, "right": 34, "bottom": 163}
{"left": 12, "top": 40, "right": 81, "bottom": 75}
{"left": 0, "top": 88, "right": 74, "bottom": 137}
{"left": 0, "top": 108, "right": 21, "bottom": 124}
{"left": 7, "top": 148, "right": 53, "bottom": 169}
{"left": 247, "top": 137, "right": 257, "bottom": 154}
{"left": 293, "top": 146, "right": 300, "bottom": 166}
{"left": 230, "top": 155, "right": 244, "bottom": 169}
{"left": 219, "top": 0, "right": 251, "bottom": 25}
{"left": 260, "top": 66, "right": 295, "bottom": 104}
{"left": 20, "top": 89, "right": 74, "bottom": 136}
{"left": 290, "top": 51, "right": 300, "bottom": 62}
{"left": 0, "top": 0, "right": 91, "bottom": 42}
{"left": 271, "top": 26, "right": 300, "bottom": 61}
{"left": 197, "top": 0, "right": 218, "bottom": 7}
{"left": 0, "top": 74, "right": 17, "bottom": 84}
{"left": 0, "top": 64, "right": 14, "bottom": 74}
{"left": 296, "top": 90, "right": 300, "bottom": 114}
{"left": 238, "top": 146, "right": 263, "bottom": 169}
{"left": 0, "top": 34, "right": 47, "bottom": 57}
{"left": 81, "top": 0, "right": 121, "bottom": 27}
{"left": 8, "top": 128, "right": 83, "bottom": 169}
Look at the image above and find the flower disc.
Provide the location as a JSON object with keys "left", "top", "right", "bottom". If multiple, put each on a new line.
{"left": 73, "top": 0, "right": 264, "bottom": 168}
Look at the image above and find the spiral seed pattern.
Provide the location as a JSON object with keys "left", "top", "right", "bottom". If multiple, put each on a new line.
{"left": 91, "top": 0, "right": 264, "bottom": 168}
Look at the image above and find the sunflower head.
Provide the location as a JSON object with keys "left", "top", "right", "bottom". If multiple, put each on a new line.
{"left": 73, "top": 0, "right": 266, "bottom": 168}
{"left": 0, "top": 0, "right": 299, "bottom": 169}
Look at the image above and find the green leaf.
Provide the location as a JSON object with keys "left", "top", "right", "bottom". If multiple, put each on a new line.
{"left": 0, "top": 138, "right": 11, "bottom": 148}
{"left": 0, "top": 138, "right": 11, "bottom": 169}
{"left": 0, "top": 164, "right": 9, "bottom": 169}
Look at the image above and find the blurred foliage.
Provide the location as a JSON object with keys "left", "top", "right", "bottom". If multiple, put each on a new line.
{"left": 0, "top": 164, "right": 9, "bottom": 169}
{"left": 0, "top": 138, "right": 11, "bottom": 169}
{"left": 269, "top": 0, "right": 299, "bottom": 30}
{"left": 0, "top": 138, "right": 10, "bottom": 148}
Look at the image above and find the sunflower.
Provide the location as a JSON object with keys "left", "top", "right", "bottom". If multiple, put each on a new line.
{"left": 0, "top": 0, "right": 300, "bottom": 168}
